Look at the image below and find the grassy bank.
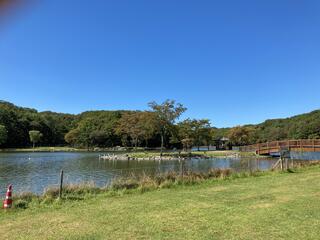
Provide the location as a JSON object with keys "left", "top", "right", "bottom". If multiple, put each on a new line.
{"left": 0, "top": 147, "right": 258, "bottom": 158}
{"left": 0, "top": 146, "right": 87, "bottom": 152}
{"left": 1, "top": 166, "right": 320, "bottom": 239}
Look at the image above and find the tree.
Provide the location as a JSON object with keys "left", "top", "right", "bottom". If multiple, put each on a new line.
{"left": 89, "top": 130, "right": 109, "bottom": 147}
{"left": 201, "top": 121, "right": 213, "bottom": 150}
{"left": 3, "top": 99, "right": 320, "bottom": 150}
{"left": 177, "top": 119, "right": 211, "bottom": 151}
{"left": 64, "top": 111, "right": 122, "bottom": 148}
{"left": 64, "top": 129, "right": 79, "bottom": 146}
{"left": 138, "top": 112, "right": 159, "bottom": 147}
{"left": 73, "top": 118, "right": 99, "bottom": 148}
{"left": 149, "top": 100, "right": 186, "bottom": 155}
{"left": 29, "top": 130, "right": 43, "bottom": 148}
{"left": 227, "top": 126, "right": 255, "bottom": 146}
{"left": 192, "top": 119, "right": 211, "bottom": 151}
{"left": 0, "top": 125, "right": 7, "bottom": 147}
{"left": 178, "top": 119, "right": 195, "bottom": 151}
{"left": 115, "top": 112, "right": 144, "bottom": 149}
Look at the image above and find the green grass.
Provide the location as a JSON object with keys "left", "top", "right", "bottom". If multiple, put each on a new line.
{"left": 1, "top": 166, "right": 320, "bottom": 239}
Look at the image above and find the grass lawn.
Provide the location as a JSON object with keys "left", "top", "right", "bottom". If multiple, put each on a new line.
{"left": 1, "top": 167, "right": 320, "bottom": 239}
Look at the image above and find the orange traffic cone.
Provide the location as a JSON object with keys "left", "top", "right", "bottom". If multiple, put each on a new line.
{"left": 3, "top": 185, "right": 13, "bottom": 209}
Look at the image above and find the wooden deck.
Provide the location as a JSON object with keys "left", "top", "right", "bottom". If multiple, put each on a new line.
{"left": 240, "top": 139, "right": 320, "bottom": 155}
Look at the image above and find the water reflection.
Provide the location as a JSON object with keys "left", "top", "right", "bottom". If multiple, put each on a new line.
{"left": 0, "top": 152, "right": 276, "bottom": 194}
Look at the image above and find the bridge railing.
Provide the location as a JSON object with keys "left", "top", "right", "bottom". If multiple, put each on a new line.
{"left": 240, "top": 139, "right": 320, "bottom": 153}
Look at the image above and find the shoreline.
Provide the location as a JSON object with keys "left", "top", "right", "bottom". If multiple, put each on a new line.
{"left": 9, "top": 161, "right": 320, "bottom": 199}
{"left": 0, "top": 147, "right": 260, "bottom": 159}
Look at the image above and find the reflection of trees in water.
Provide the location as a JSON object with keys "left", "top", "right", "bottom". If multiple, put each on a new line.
{"left": 227, "top": 158, "right": 276, "bottom": 172}
{"left": 0, "top": 153, "right": 73, "bottom": 194}
{"left": 186, "top": 158, "right": 261, "bottom": 172}
{"left": 0, "top": 153, "right": 278, "bottom": 194}
{"left": 291, "top": 152, "right": 320, "bottom": 160}
{"left": 237, "top": 158, "right": 257, "bottom": 171}
{"left": 220, "top": 158, "right": 272, "bottom": 172}
{"left": 229, "top": 159, "right": 245, "bottom": 171}
{"left": 185, "top": 158, "right": 233, "bottom": 172}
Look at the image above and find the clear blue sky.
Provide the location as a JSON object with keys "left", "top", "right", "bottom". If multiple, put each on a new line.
{"left": 1, "top": 0, "right": 320, "bottom": 127}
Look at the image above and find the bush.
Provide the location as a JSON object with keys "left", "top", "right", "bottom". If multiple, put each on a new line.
{"left": 14, "top": 199, "right": 28, "bottom": 209}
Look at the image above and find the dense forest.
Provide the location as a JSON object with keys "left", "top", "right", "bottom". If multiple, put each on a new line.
{"left": 0, "top": 100, "right": 320, "bottom": 149}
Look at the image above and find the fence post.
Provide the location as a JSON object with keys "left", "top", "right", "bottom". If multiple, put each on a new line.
{"left": 180, "top": 160, "right": 184, "bottom": 177}
{"left": 313, "top": 139, "right": 315, "bottom": 152}
{"left": 59, "top": 170, "right": 64, "bottom": 199}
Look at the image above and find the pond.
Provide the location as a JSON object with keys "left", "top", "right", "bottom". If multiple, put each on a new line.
{"left": 0, "top": 152, "right": 277, "bottom": 195}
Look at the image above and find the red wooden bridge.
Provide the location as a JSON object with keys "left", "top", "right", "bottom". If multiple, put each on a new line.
{"left": 240, "top": 139, "right": 320, "bottom": 155}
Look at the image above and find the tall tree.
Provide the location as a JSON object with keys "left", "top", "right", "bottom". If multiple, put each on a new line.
{"left": 192, "top": 119, "right": 211, "bottom": 151}
{"left": 29, "top": 130, "right": 43, "bottom": 148}
{"left": 115, "top": 112, "right": 143, "bottom": 149}
{"left": 138, "top": 112, "right": 159, "bottom": 147}
{"left": 0, "top": 124, "right": 7, "bottom": 147}
{"left": 149, "top": 100, "right": 186, "bottom": 155}
{"left": 178, "top": 119, "right": 195, "bottom": 151}
{"left": 177, "top": 119, "right": 211, "bottom": 151}
{"left": 64, "top": 129, "right": 79, "bottom": 146}
{"left": 64, "top": 111, "right": 122, "bottom": 148}
{"left": 228, "top": 126, "right": 256, "bottom": 146}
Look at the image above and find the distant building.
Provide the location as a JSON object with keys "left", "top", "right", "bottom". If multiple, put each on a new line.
{"left": 215, "top": 137, "right": 231, "bottom": 150}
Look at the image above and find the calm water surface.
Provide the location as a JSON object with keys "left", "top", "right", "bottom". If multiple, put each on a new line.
{"left": 0, "top": 152, "right": 276, "bottom": 195}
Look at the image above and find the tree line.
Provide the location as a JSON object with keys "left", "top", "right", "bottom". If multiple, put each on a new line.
{"left": 1, "top": 100, "right": 320, "bottom": 150}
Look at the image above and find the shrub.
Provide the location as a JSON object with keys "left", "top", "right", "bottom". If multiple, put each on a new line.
{"left": 14, "top": 199, "right": 28, "bottom": 209}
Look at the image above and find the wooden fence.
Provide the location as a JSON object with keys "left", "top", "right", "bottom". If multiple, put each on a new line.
{"left": 240, "top": 139, "right": 320, "bottom": 155}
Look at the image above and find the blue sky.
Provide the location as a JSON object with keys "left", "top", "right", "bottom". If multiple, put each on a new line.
{"left": 1, "top": 0, "right": 320, "bottom": 127}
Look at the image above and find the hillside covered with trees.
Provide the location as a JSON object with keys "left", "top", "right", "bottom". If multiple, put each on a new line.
{"left": 0, "top": 100, "right": 320, "bottom": 149}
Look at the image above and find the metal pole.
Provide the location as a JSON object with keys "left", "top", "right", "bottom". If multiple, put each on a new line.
{"left": 181, "top": 160, "right": 185, "bottom": 178}
{"left": 59, "top": 170, "right": 64, "bottom": 199}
